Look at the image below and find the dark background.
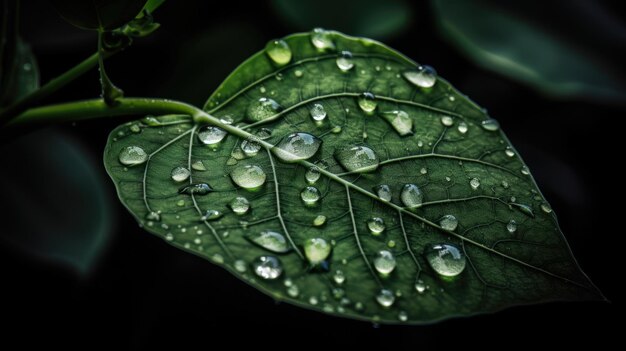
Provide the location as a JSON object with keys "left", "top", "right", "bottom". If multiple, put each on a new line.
{"left": 1, "top": 0, "right": 620, "bottom": 348}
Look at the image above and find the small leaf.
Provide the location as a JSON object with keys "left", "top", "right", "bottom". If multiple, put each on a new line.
{"left": 104, "top": 30, "right": 602, "bottom": 323}
{"left": 50, "top": 0, "right": 147, "bottom": 31}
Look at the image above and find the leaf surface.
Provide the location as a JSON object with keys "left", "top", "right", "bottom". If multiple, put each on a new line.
{"left": 104, "top": 30, "right": 602, "bottom": 323}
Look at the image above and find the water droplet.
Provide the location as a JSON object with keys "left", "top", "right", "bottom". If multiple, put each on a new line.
{"left": 129, "top": 124, "right": 141, "bottom": 133}
{"left": 252, "top": 256, "right": 283, "bottom": 280}
{"left": 256, "top": 128, "right": 272, "bottom": 140}
{"left": 457, "top": 121, "right": 468, "bottom": 134}
{"left": 179, "top": 183, "right": 213, "bottom": 195}
{"left": 300, "top": 186, "right": 321, "bottom": 205}
{"left": 231, "top": 165, "right": 266, "bottom": 189}
{"left": 170, "top": 166, "right": 191, "bottom": 182}
{"left": 246, "top": 97, "right": 283, "bottom": 122}
{"left": 176, "top": 199, "right": 185, "bottom": 207}
{"left": 514, "top": 203, "right": 534, "bottom": 218}
{"left": 506, "top": 220, "right": 517, "bottom": 233}
{"left": 309, "top": 296, "right": 319, "bottom": 305}
{"left": 230, "top": 196, "right": 250, "bottom": 214}
{"left": 424, "top": 243, "right": 466, "bottom": 277}
{"left": 165, "top": 233, "right": 174, "bottom": 241}
{"left": 501, "top": 180, "right": 509, "bottom": 189}
{"left": 376, "top": 289, "right": 395, "bottom": 307}
{"left": 335, "top": 145, "right": 379, "bottom": 173}
{"left": 333, "top": 270, "right": 346, "bottom": 285}
{"left": 481, "top": 119, "right": 500, "bottom": 131}
{"left": 376, "top": 184, "right": 392, "bottom": 202}
{"left": 313, "top": 215, "right": 327, "bottom": 226}
{"left": 212, "top": 253, "right": 224, "bottom": 264}
{"left": 234, "top": 260, "right": 247, "bottom": 272}
{"left": 273, "top": 132, "right": 322, "bottom": 162}
{"left": 387, "top": 240, "right": 396, "bottom": 248}
{"left": 332, "top": 288, "right": 345, "bottom": 300}
{"left": 294, "top": 70, "right": 303, "bottom": 78}
{"left": 142, "top": 116, "right": 161, "bottom": 126}
{"left": 357, "top": 92, "right": 377, "bottom": 113}
{"left": 440, "top": 115, "right": 454, "bottom": 127}
{"left": 332, "top": 125, "right": 342, "bottom": 133}
{"left": 336, "top": 51, "right": 354, "bottom": 72}
{"left": 198, "top": 126, "right": 227, "bottom": 145}
{"left": 310, "top": 103, "right": 327, "bottom": 122}
{"left": 241, "top": 138, "right": 262, "bottom": 156}
{"left": 521, "top": 166, "right": 530, "bottom": 175}
{"left": 146, "top": 211, "right": 160, "bottom": 221}
{"left": 380, "top": 110, "right": 413, "bottom": 136}
{"left": 440, "top": 214, "right": 458, "bottom": 231}
{"left": 469, "top": 177, "right": 480, "bottom": 190}
{"left": 420, "top": 167, "right": 428, "bottom": 175}
{"left": 403, "top": 65, "right": 437, "bottom": 88}
{"left": 401, "top": 184, "right": 423, "bottom": 208}
{"left": 192, "top": 161, "right": 206, "bottom": 171}
{"left": 505, "top": 147, "right": 515, "bottom": 157}
{"left": 310, "top": 28, "right": 335, "bottom": 51}
{"left": 415, "top": 279, "right": 426, "bottom": 293}
{"left": 287, "top": 284, "right": 300, "bottom": 297}
{"left": 265, "top": 39, "right": 292, "bottom": 66}
{"left": 398, "top": 311, "right": 408, "bottom": 322}
{"left": 305, "top": 166, "right": 321, "bottom": 184}
{"left": 374, "top": 250, "right": 397, "bottom": 275}
{"left": 367, "top": 217, "right": 385, "bottom": 235}
{"left": 541, "top": 203, "right": 552, "bottom": 213}
{"left": 304, "top": 238, "right": 331, "bottom": 265}
{"left": 118, "top": 146, "right": 147, "bottom": 166}
{"left": 202, "top": 209, "right": 223, "bottom": 221}
{"left": 247, "top": 230, "right": 290, "bottom": 253}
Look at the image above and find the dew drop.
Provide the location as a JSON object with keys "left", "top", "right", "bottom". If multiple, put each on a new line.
{"left": 374, "top": 250, "right": 397, "bottom": 275}
{"left": 336, "top": 51, "right": 354, "bottom": 72}
{"left": 300, "top": 186, "right": 321, "bottom": 205}
{"left": 165, "top": 233, "right": 174, "bottom": 241}
{"left": 501, "top": 180, "right": 509, "bottom": 189}
{"left": 309, "top": 296, "right": 319, "bottom": 305}
{"left": 191, "top": 161, "right": 206, "bottom": 171}
{"left": 265, "top": 39, "right": 292, "bottom": 66}
{"left": 439, "top": 214, "right": 458, "bottom": 231}
{"left": 294, "top": 70, "right": 303, "bottom": 78}
{"left": 375, "top": 184, "right": 392, "bottom": 202}
{"left": 129, "top": 124, "right": 141, "bottom": 133}
{"left": 310, "top": 103, "right": 327, "bottom": 121}
{"left": 376, "top": 289, "right": 395, "bottom": 307}
{"left": 357, "top": 92, "right": 377, "bottom": 113}
{"left": 398, "top": 311, "right": 408, "bottom": 322}
{"left": 247, "top": 230, "right": 290, "bottom": 253}
{"left": 420, "top": 167, "right": 428, "bottom": 175}
{"left": 402, "top": 65, "right": 437, "bottom": 88}
{"left": 469, "top": 177, "right": 480, "bottom": 190}
{"left": 415, "top": 279, "right": 426, "bottom": 293}
{"left": 334, "top": 145, "right": 379, "bottom": 173}
{"left": 367, "top": 217, "right": 385, "bottom": 235}
{"left": 256, "top": 128, "right": 272, "bottom": 140}
{"left": 170, "top": 166, "right": 191, "bottom": 182}
{"left": 458, "top": 121, "right": 468, "bottom": 134}
{"left": 273, "top": 132, "right": 322, "bottom": 162}
{"left": 234, "top": 260, "right": 247, "bottom": 272}
{"left": 176, "top": 199, "right": 185, "bottom": 207}
{"left": 212, "top": 253, "right": 224, "bottom": 264}
{"left": 304, "top": 238, "right": 332, "bottom": 265}
{"left": 241, "top": 138, "right": 262, "bottom": 156}
{"left": 387, "top": 240, "right": 396, "bottom": 248}
{"left": 313, "top": 215, "right": 327, "bottom": 226}
{"left": 380, "top": 110, "right": 413, "bottom": 136}
{"left": 401, "top": 184, "right": 423, "bottom": 208}
{"left": 305, "top": 166, "right": 321, "bottom": 184}
{"left": 424, "top": 243, "right": 466, "bottom": 277}
{"left": 481, "top": 118, "right": 500, "bottom": 131}
{"left": 507, "top": 219, "right": 517, "bottom": 233}
{"left": 287, "top": 284, "right": 300, "bottom": 297}
{"left": 333, "top": 270, "right": 346, "bottom": 285}
{"left": 246, "top": 97, "right": 283, "bottom": 122}
{"left": 230, "top": 196, "right": 250, "bottom": 214}
{"left": 440, "top": 115, "right": 454, "bottom": 127}
{"left": 198, "top": 126, "right": 227, "bottom": 145}
{"left": 252, "top": 256, "right": 283, "bottom": 280}
{"left": 230, "top": 165, "right": 266, "bottom": 189}
{"left": 179, "top": 183, "right": 213, "bottom": 195}
{"left": 505, "top": 147, "right": 515, "bottom": 157}
{"left": 332, "top": 125, "right": 342, "bottom": 133}
{"left": 521, "top": 166, "right": 530, "bottom": 175}
{"left": 541, "top": 203, "right": 552, "bottom": 213}
{"left": 310, "top": 28, "right": 335, "bottom": 51}
{"left": 118, "top": 146, "right": 147, "bottom": 166}
{"left": 146, "top": 211, "right": 160, "bottom": 221}
{"left": 201, "top": 209, "right": 223, "bottom": 221}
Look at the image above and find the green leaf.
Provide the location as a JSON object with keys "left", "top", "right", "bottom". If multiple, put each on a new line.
{"left": 104, "top": 30, "right": 602, "bottom": 323}
{"left": 432, "top": 0, "right": 626, "bottom": 101}
{"left": 50, "top": 0, "right": 147, "bottom": 31}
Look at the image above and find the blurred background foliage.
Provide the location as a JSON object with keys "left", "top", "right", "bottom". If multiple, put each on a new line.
{"left": 0, "top": 0, "right": 620, "bottom": 348}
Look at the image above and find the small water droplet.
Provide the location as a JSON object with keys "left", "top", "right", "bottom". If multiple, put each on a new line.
{"left": 376, "top": 289, "right": 395, "bottom": 307}
{"left": 401, "top": 184, "right": 423, "bottom": 208}
{"left": 191, "top": 161, "right": 206, "bottom": 171}
{"left": 252, "top": 256, "right": 283, "bottom": 280}
{"left": 300, "top": 186, "right": 321, "bottom": 205}
{"left": 541, "top": 203, "right": 552, "bottom": 213}
{"left": 505, "top": 147, "right": 515, "bottom": 157}
{"left": 506, "top": 220, "right": 517, "bottom": 233}
{"left": 331, "top": 125, "right": 342, "bottom": 133}
{"left": 332, "top": 288, "right": 345, "bottom": 300}
{"left": 176, "top": 199, "right": 185, "bottom": 207}
{"left": 230, "top": 165, "right": 266, "bottom": 189}
{"left": 335, "top": 145, "right": 379, "bottom": 173}
{"left": 336, "top": 51, "right": 354, "bottom": 72}
{"left": 521, "top": 166, "right": 530, "bottom": 175}
{"left": 304, "top": 238, "right": 331, "bottom": 265}
{"left": 420, "top": 167, "right": 428, "bottom": 175}
{"left": 287, "top": 284, "right": 300, "bottom": 297}
{"left": 415, "top": 279, "right": 426, "bottom": 293}
{"left": 380, "top": 110, "right": 413, "bottom": 136}
{"left": 212, "top": 253, "right": 224, "bottom": 264}
{"left": 118, "top": 146, "right": 147, "bottom": 166}
{"left": 357, "top": 92, "right": 377, "bottom": 114}
{"left": 313, "top": 215, "right": 327, "bottom": 226}
{"left": 501, "top": 180, "right": 509, "bottom": 189}
{"left": 375, "top": 184, "right": 392, "bottom": 202}
{"left": 305, "top": 166, "right": 321, "bottom": 184}
{"left": 246, "top": 97, "right": 283, "bottom": 122}
{"left": 367, "top": 217, "right": 385, "bottom": 235}
{"left": 440, "top": 214, "right": 458, "bottom": 231}
{"left": 387, "top": 240, "right": 396, "bottom": 248}
{"left": 481, "top": 119, "right": 500, "bottom": 131}
{"left": 333, "top": 270, "right": 346, "bottom": 285}
{"left": 403, "top": 65, "right": 437, "bottom": 88}
{"left": 273, "top": 132, "right": 322, "bottom": 162}
{"left": 457, "top": 121, "right": 468, "bottom": 134}
{"left": 165, "top": 233, "right": 174, "bottom": 241}
{"left": 310, "top": 28, "right": 335, "bottom": 51}
{"left": 424, "top": 243, "right": 466, "bottom": 277}
{"left": 234, "top": 259, "right": 247, "bottom": 272}
{"left": 440, "top": 115, "right": 454, "bottom": 127}
{"left": 294, "top": 70, "right": 303, "bottom": 78}
{"left": 247, "top": 230, "right": 290, "bottom": 253}
{"left": 310, "top": 103, "right": 327, "bottom": 122}
{"left": 141, "top": 116, "right": 161, "bottom": 126}
{"left": 241, "top": 138, "right": 262, "bottom": 156}
{"left": 398, "top": 311, "right": 408, "bottom": 322}
{"left": 179, "top": 183, "right": 213, "bottom": 195}
{"left": 265, "top": 39, "right": 292, "bottom": 66}
{"left": 202, "top": 209, "right": 223, "bottom": 221}
{"left": 146, "top": 211, "right": 160, "bottom": 221}
{"left": 309, "top": 296, "right": 319, "bottom": 305}
{"left": 469, "top": 177, "right": 480, "bottom": 190}
{"left": 198, "top": 126, "right": 227, "bottom": 145}
{"left": 374, "top": 250, "right": 397, "bottom": 275}
{"left": 129, "top": 124, "right": 141, "bottom": 133}
{"left": 230, "top": 196, "right": 250, "bottom": 214}
{"left": 171, "top": 166, "right": 191, "bottom": 182}
{"left": 256, "top": 128, "right": 272, "bottom": 140}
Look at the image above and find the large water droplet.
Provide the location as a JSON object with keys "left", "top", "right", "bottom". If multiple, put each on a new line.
{"left": 119, "top": 146, "right": 147, "bottom": 166}
{"left": 335, "top": 145, "right": 379, "bottom": 173}
{"left": 230, "top": 165, "right": 266, "bottom": 189}
{"left": 310, "top": 103, "right": 327, "bottom": 122}
{"left": 458, "top": 121, "right": 468, "bottom": 134}
{"left": 246, "top": 97, "right": 283, "bottom": 122}
{"left": 357, "top": 92, "right": 377, "bottom": 113}
{"left": 376, "top": 184, "right": 392, "bottom": 202}
{"left": 300, "top": 186, "right": 321, "bottom": 205}
{"left": 374, "top": 250, "right": 397, "bottom": 275}
{"left": 380, "top": 110, "right": 413, "bottom": 136}
{"left": 230, "top": 196, "right": 250, "bottom": 214}
{"left": 333, "top": 270, "right": 346, "bottom": 285}
{"left": 252, "top": 256, "right": 283, "bottom": 280}
{"left": 424, "top": 243, "right": 466, "bottom": 277}
{"left": 506, "top": 219, "right": 517, "bottom": 233}
{"left": 481, "top": 119, "right": 500, "bottom": 131}
{"left": 440, "top": 115, "right": 454, "bottom": 127}
{"left": 241, "top": 138, "right": 262, "bottom": 156}
{"left": 170, "top": 166, "right": 191, "bottom": 182}
{"left": 367, "top": 217, "right": 385, "bottom": 235}
{"left": 247, "top": 230, "right": 290, "bottom": 253}
{"left": 439, "top": 214, "right": 458, "bottom": 231}
{"left": 469, "top": 177, "right": 480, "bottom": 190}
{"left": 402, "top": 65, "right": 437, "bottom": 88}
{"left": 273, "top": 132, "right": 322, "bottom": 162}
{"left": 198, "top": 126, "right": 227, "bottom": 145}
{"left": 179, "top": 183, "right": 213, "bottom": 195}
{"left": 310, "top": 28, "right": 335, "bottom": 51}
{"left": 376, "top": 289, "right": 395, "bottom": 307}
{"left": 401, "top": 184, "right": 423, "bottom": 208}
{"left": 304, "top": 238, "right": 331, "bottom": 265}
{"left": 336, "top": 51, "right": 354, "bottom": 72}
{"left": 265, "top": 39, "right": 292, "bottom": 66}
{"left": 202, "top": 209, "right": 223, "bottom": 221}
